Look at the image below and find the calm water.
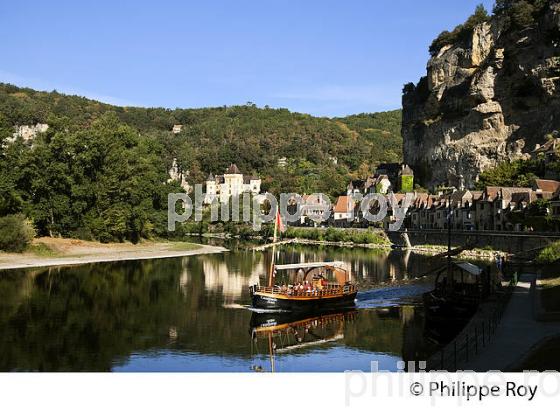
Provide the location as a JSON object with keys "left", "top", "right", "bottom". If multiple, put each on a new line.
{"left": 0, "top": 244, "right": 445, "bottom": 372}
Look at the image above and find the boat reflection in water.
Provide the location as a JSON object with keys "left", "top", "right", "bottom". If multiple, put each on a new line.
{"left": 249, "top": 309, "right": 358, "bottom": 372}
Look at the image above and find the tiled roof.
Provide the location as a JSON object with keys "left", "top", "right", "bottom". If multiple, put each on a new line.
{"left": 243, "top": 175, "right": 259, "bottom": 183}
{"left": 535, "top": 179, "right": 560, "bottom": 193}
{"left": 226, "top": 163, "right": 241, "bottom": 174}
{"left": 399, "top": 164, "right": 414, "bottom": 176}
{"left": 500, "top": 187, "right": 533, "bottom": 202}
{"left": 334, "top": 196, "right": 352, "bottom": 213}
{"left": 484, "top": 187, "right": 501, "bottom": 201}
{"left": 471, "top": 191, "right": 483, "bottom": 200}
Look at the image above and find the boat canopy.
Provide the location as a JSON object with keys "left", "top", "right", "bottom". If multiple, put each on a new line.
{"left": 454, "top": 262, "right": 483, "bottom": 276}
{"left": 274, "top": 262, "right": 346, "bottom": 271}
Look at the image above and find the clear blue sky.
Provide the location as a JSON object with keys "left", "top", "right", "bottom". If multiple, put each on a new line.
{"left": 0, "top": 0, "right": 495, "bottom": 117}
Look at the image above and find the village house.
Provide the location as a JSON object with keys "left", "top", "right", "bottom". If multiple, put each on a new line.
{"left": 382, "top": 193, "right": 411, "bottom": 230}
{"left": 447, "top": 190, "right": 478, "bottom": 230}
{"left": 172, "top": 124, "right": 183, "bottom": 134}
{"left": 550, "top": 187, "right": 560, "bottom": 218}
{"left": 300, "top": 194, "right": 331, "bottom": 227}
{"left": 204, "top": 164, "right": 261, "bottom": 204}
{"left": 348, "top": 163, "right": 414, "bottom": 197}
{"left": 534, "top": 178, "right": 560, "bottom": 195}
{"left": 408, "top": 193, "right": 426, "bottom": 229}
{"left": 461, "top": 191, "right": 482, "bottom": 231}
{"left": 492, "top": 187, "right": 535, "bottom": 231}
{"left": 346, "top": 180, "right": 366, "bottom": 196}
{"left": 332, "top": 196, "right": 355, "bottom": 227}
{"left": 404, "top": 183, "right": 559, "bottom": 233}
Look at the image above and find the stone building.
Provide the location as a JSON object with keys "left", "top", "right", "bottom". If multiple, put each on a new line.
{"left": 204, "top": 164, "right": 261, "bottom": 204}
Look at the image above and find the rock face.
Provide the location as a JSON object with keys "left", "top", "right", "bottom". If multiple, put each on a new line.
{"left": 402, "top": 3, "right": 560, "bottom": 189}
{"left": 10, "top": 123, "right": 49, "bottom": 143}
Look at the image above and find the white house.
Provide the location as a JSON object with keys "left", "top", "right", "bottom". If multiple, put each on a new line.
{"left": 333, "top": 196, "right": 354, "bottom": 226}
{"left": 204, "top": 164, "right": 261, "bottom": 204}
{"left": 300, "top": 194, "right": 331, "bottom": 226}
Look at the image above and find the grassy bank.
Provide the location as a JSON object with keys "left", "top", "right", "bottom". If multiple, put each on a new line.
{"left": 182, "top": 223, "right": 391, "bottom": 246}
{"left": 283, "top": 227, "right": 390, "bottom": 246}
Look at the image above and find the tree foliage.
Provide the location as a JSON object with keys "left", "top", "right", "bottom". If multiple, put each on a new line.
{"left": 493, "top": 0, "right": 550, "bottom": 29}
{"left": 0, "top": 214, "right": 35, "bottom": 252}
{"left": 429, "top": 4, "right": 490, "bottom": 56}
{"left": 0, "top": 83, "right": 403, "bottom": 243}
{"left": 475, "top": 158, "right": 545, "bottom": 189}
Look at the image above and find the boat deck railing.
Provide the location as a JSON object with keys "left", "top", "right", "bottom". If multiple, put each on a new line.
{"left": 254, "top": 284, "right": 357, "bottom": 297}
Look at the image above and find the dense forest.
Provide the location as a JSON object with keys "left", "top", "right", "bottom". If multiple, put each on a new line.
{"left": 0, "top": 83, "right": 402, "bottom": 244}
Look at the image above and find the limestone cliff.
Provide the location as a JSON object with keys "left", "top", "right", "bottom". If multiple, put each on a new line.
{"left": 402, "top": 2, "right": 560, "bottom": 189}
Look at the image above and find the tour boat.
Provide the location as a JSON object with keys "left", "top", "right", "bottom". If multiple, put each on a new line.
{"left": 249, "top": 211, "right": 358, "bottom": 311}
{"left": 249, "top": 261, "right": 358, "bottom": 311}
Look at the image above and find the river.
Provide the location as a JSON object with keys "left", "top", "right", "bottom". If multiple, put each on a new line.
{"left": 0, "top": 243, "right": 455, "bottom": 372}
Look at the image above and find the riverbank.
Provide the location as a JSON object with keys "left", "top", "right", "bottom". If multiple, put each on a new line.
{"left": 408, "top": 244, "right": 507, "bottom": 260}
{"left": 250, "top": 237, "right": 503, "bottom": 260}
{"left": 187, "top": 228, "right": 504, "bottom": 260}
{"left": 0, "top": 237, "right": 228, "bottom": 271}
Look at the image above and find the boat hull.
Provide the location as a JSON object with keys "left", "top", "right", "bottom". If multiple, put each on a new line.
{"left": 251, "top": 291, "right": 357, "bottom": 311}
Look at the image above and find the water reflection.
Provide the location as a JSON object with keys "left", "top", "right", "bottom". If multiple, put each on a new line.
{"left": 250, "top": 310, "right": 357, "bottom": 372}
{"left": 180, "top": 253, "right": 264, "bottom": 301}
{"left": 0, "top": 245, "right": 440, "bottom": 371}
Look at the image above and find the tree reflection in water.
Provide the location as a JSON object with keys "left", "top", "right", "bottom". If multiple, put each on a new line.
{"left": 0, "top": 246, "right": 440, "bottom": 371}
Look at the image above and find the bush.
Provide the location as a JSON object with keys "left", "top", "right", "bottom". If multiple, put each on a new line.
{"left": 285, "top": 227, "right": 388, "bottom": 245}
{"left": 429, "top": 4, "right": 490, "bottom": 56}
{"left": 0, "top": 214, "right": 35, "bottom": 252}
{"left": 494, "top": 0, "right": 549, "bottom": 30}
{"left": 536, "top": 241, "right": 560, "bottom": 264}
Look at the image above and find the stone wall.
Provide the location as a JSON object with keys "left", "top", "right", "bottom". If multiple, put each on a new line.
{"left": 388, "top": 229, "right": 560, "bottom": 254}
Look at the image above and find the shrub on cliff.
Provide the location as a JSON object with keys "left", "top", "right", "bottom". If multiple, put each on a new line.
{"left": 429, "top": 4, "right": 490, "bottom": 56}
{"left": 475, "top": 159, "right": 544, "bottom": 189}
{"left": 494, "top": 0, "right": 550, "bottom": 30}
{"left": 0, "top": 214, "right": 35, "bottom": 252}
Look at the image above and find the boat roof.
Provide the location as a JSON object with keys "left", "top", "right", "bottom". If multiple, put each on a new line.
{"left": 454, "top": 262, "right": 483, "bottom": 276}
{"left": 274, "top": 261, "right": 346, "bottom": 271}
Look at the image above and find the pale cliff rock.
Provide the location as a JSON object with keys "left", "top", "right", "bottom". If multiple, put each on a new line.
{"left": 403, "top": 3, "right": 560, "bottom": 189}
{"left": 8, "top": 123, "right": 49, "bottom": 143}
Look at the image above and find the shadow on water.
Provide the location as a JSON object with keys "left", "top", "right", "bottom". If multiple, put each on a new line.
{"left": 0, "top": 242, "right": 454, "bottom": 371}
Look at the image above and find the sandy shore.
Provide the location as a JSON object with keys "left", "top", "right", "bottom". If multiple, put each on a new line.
{"left": 0, "top": 237, "right": 228, "bottom": 271}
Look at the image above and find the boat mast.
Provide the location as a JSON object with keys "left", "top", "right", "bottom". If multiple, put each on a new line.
{"left": 446, "top": 203, "right": 453, "bottom": 291}
{"left": 268, "top": 333, "right": 275, "bottom": 373}
{"left": 268, "top": 210, "right": 279, "bottom": 287}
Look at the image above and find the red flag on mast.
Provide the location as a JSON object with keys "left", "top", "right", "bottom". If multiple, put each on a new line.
{"left": 276, "top": 210, "right": 286, "bottom": 233}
